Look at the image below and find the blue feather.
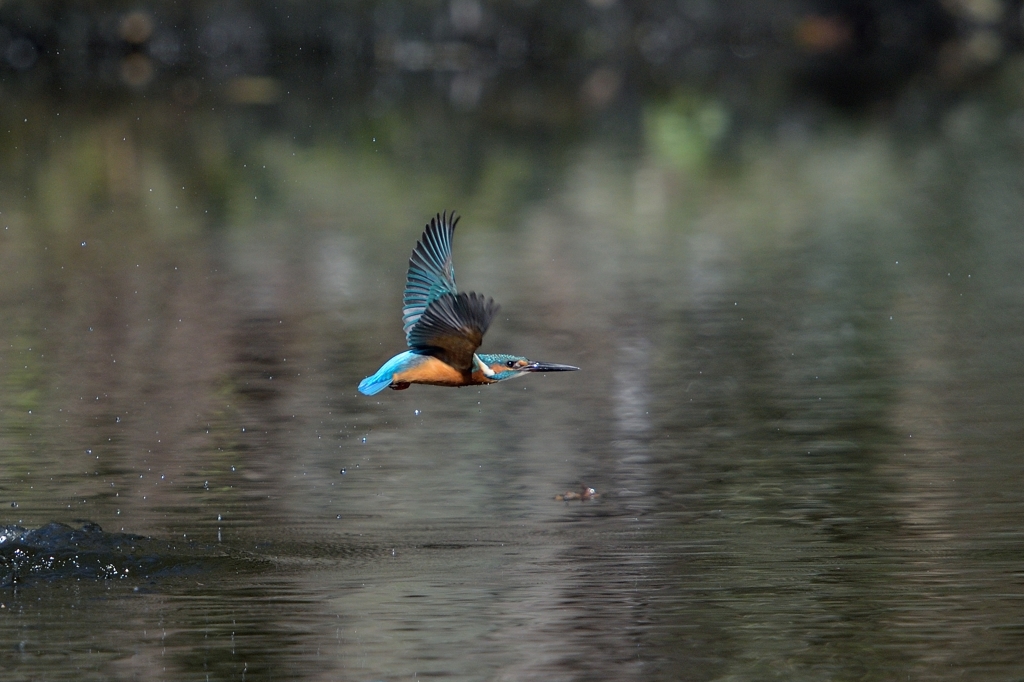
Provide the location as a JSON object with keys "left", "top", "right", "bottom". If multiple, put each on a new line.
{"left": 358, "top": 350, "right": 428, "bottom": 395}
{"left": 403, "top": 212, "right": 459, "bottom": 342}
{"left": 477, "top": 353, "right": 528, "bottom": 382}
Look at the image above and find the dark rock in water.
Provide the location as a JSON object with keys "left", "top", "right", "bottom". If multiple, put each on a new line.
{"left": 1, "top": 521, "right": 143, "bottom": 552}
{"left": 0, "top": 521, "right": 248, "bottom": 588}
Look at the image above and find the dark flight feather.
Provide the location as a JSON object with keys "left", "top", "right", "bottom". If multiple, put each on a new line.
{"left": 403, "top": 212, "right": 459, "bottom": 342}
{"left": 407, "top": 291, "right": 499, "bottom": 371}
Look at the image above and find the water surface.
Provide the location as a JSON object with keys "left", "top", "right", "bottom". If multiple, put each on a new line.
{"left": 1, "top": 88, "right": 1023, "bottom": 680}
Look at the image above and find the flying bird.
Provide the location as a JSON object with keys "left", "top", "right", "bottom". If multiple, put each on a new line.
{"left": 358, "top": 212, "right": 579, "bottom": 395}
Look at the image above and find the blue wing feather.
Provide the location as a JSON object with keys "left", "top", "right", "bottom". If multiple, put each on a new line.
{"left": 403, "top": 212, "right": 459, "bottom": 342}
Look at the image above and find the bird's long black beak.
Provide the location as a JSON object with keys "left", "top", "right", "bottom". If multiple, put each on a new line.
{"left": 524, "top": 361, "right": 579, "bottom": 372}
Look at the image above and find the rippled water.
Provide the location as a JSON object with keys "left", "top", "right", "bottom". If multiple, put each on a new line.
{"left": 1, "top": 89, "right": 1023, "bottom": 680}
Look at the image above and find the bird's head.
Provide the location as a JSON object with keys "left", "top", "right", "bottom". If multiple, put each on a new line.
{"left": 474, "top": 353, "right": 579, "bottom": 382}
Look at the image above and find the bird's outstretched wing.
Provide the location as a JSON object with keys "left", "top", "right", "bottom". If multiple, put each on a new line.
{"left": 407, "top": 292, "right": 499, "bottom": 371}
{"left": 403, "top": 212, "right": 459, "bottom": 342}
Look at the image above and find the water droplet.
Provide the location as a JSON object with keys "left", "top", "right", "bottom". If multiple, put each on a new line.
{"left": 414, "top": 409, "right": 421, "bottom": 416}
{"left": 361, "top": 437, "right": 367, "bottom": 443}
{"left": 340, "top": 468, "right": 347, "bottom": 475}
{"left": 217, "top": 514, "right": 222, "bottom": 521}
{"left": 10, "top": 501, "right": 17, "bottom": 508}
{"left": 81, "top": 241, "right": 86, "bottom": 247}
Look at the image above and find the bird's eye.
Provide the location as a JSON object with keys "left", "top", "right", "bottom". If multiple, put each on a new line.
{"left": 506, "top": 360, "right": 516, "bottom": 368}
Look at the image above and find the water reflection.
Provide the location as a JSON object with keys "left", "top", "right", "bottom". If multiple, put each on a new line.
{"left": 2, "top": 80, "right": 1024, "bottom": 679}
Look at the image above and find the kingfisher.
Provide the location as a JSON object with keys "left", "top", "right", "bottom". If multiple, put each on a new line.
{"left": 358, "top": 212, "right": 579, "bottom": 395}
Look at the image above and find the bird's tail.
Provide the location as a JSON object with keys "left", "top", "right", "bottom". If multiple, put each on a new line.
{"left": 358, "top": 374, "right": 392, "bottom": 395}
{"left": 358, "top": 350, "right": 423, "bottom": 396}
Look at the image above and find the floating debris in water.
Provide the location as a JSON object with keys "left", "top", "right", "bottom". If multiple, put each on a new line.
{"left": 555, "top": 486, "right": 598, "bottom": 502}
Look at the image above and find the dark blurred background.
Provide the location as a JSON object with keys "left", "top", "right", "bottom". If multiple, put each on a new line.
{"left": 1, "top": 0, "right": 1017, "bottom": 122}
{"left": 5, "top": 0, "right": 1022, "bottom": 234}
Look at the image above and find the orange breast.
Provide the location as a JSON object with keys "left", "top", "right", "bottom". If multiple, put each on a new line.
{"left": 392, "top": 355, "right": 470, "bottom": 387}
